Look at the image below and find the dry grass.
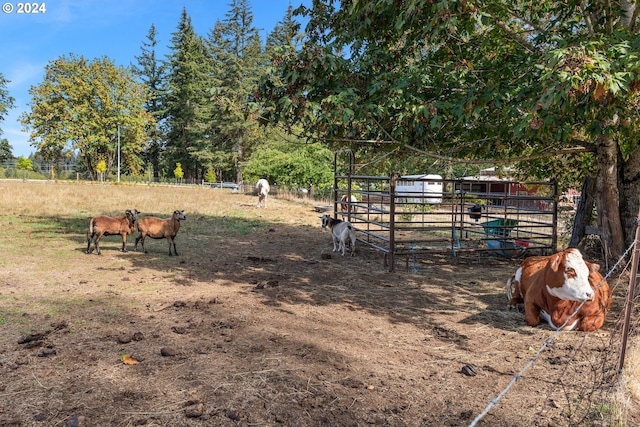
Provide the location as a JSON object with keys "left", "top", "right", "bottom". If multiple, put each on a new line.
{"left": 0, "top": 179, "right": 634, "bottom": 427}
{"left": 0, "top": 180, "right": 322, "bottom": 334}
{"left": 613, "top": 336, "right": 640, "bottom": 426}
{"left": 0, "top": 180, "right": 320, "bottom": 220}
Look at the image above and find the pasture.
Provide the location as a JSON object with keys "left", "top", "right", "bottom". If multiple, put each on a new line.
{"left": 0, "top": 181, "right": 628, "bottom": 426}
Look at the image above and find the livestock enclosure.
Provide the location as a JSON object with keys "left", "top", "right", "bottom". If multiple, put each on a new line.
{"left": 333, "top": 172, "right": 558, "bottom": 271}
{"left": 1, "top": 180, "right": 639, "bottom": 427}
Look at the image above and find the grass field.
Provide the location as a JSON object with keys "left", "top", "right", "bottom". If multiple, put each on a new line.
{"left": 0, "top": 179, "right": 320, "bottom": 325}
{"left": 0, "top": 180, "right": 638, "bottom": 426}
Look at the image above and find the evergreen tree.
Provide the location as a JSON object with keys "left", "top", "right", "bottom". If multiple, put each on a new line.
{"left": 133, "top": 24, "right": 167, "bottom": 182}
{"left": 265, "top": 4, "right": 300, "bottom": 53}
{"left": 0, "top": 138, "right": 13, "bottom": 163}
{"left": 207, "top": 0, "right": 266, "bottom": 184}
{"left": 164, "top": 8, "right": 213, "bottom": 182}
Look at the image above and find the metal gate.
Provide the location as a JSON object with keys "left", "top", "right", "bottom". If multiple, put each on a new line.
{"left": 333, "top": 153, "right": 558, "bottom": 271}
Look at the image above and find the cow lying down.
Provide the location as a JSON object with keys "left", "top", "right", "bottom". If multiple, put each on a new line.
{"left": 507, "top": 248, "right": 612, "bottom": 332}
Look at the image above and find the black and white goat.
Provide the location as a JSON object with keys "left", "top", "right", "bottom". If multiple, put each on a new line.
{"left": 320, "top": 214, "right": 356, "bottom": 257}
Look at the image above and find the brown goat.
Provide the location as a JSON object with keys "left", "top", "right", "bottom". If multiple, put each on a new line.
{"left": 134, "top": 210, "right": 186, "bottom": 256}
{"left": 86, "top": 209, "right": 140, "bottom": 255}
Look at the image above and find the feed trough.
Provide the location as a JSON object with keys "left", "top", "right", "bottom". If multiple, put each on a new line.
{"left": 482, "top": 219, "right": 526, "bottom": 258}
{"left": 481, "top": 219, "right": 518, "bottom": 237}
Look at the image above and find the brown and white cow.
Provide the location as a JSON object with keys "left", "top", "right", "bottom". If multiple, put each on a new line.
{"left": 507, "top": 248, "right": 611, "bottom": 331}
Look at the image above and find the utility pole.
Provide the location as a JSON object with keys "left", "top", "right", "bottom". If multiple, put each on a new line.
{"left": 117, "top": 124, "right": 121, "bottom": 183}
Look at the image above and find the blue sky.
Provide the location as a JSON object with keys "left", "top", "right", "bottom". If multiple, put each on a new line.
{"left": 0, "top": 0, "right": 308, "bottom": 158}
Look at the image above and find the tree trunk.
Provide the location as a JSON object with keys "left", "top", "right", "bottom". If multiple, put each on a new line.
{"left": 620, "top": 142, "right": 640, "bottom": 249}
{"left": 151, "top": 144, "right": 160, "bottom": 181}
{"left": 236, "top": 139, "right": 244, "bottom": 185}
{"left": 620, "top": 1, "right": 637, "bottom": 29}
{"left": 569, "top": 176, "right": 596, "bottom": 248}
{"left": 83, "top": 156, "right": 96, "bottom": 181}
{"left": 596, "top": 137, "right": 626, "bottom": 262}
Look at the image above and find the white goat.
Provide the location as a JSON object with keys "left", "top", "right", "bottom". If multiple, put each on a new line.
{"left": 256, "top": 179, "right": 270, "bottom": 208}
{"left": 321, "top": 214, "right": 356, "bottom": 257}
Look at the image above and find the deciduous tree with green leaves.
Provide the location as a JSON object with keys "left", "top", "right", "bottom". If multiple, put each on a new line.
{"left": 259, "top": 0, "right": 640, "bottom": 261}
{"left": 0, "top": 72, "right": 15, "bottom": 140}
{"left": 243, "top": 137, "right": 333, "bottom": 189}
{"left": 174, "top": 162, "right": 184, "bottom": 184}
{"left": 21, "top": 54, "right": 154, "bottom": 180}
{"left": 16, "top": 155, "right": 32, "bottom": 179}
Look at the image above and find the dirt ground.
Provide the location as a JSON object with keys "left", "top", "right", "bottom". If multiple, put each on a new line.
{"left": 0, "top": 187, "right": 624, "bottom": 427}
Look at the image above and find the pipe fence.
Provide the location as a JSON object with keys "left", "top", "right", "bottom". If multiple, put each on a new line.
{"left": 333, "top": 173, "right": 558, "bottom": 271}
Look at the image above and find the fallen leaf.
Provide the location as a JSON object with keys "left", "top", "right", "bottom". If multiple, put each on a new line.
{"left": 121, "top": 354, "right": 139, "bottom": 365}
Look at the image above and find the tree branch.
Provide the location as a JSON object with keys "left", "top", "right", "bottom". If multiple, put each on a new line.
{"left": 485, "top": 11, "right": 539, "bottom": 54}
{"left": 405, "top": 143, "right": 591, "bottom": 165}
{"left": 580, "top": 1, "right": 595, "bottom": 36}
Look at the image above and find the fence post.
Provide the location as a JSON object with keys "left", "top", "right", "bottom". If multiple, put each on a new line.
{"left": 552, "top": 178, "right": 559, "bottom": 253}
{"left": 333, "top": 168, "right": 339, "bottom": 218}
{"left": 389, "top": 173, "right": 396, "bottom": 272}
{"left": 346, "top": 173, "right": 352, "bottom": 221}
{"left": 617, "top": 208, "right": 640, "bottom": 374}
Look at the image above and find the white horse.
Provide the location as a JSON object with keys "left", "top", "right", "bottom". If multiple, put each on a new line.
{"left": 256, "top": 179, "right": 270, "bottom": 208}
{"left": 340, "top": 194, "right": 358, "bottom": 214}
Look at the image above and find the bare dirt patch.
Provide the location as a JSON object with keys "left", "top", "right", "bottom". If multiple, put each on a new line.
{"left": 0, "top": 181, "right": 621, "bottom": 426}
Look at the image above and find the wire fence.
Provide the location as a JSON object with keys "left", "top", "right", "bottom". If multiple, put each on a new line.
{"left": 469, "top": 238, "right": 640, "bottom": 426}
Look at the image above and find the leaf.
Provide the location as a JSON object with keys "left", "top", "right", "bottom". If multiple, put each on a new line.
{"left": 593, "top": 82, "right": 606, "bottom": 100}
{"left": 121, "top": 354, "right": 139, "bottom": 365}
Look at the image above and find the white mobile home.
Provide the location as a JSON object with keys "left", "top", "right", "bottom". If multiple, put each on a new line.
{"left": 395, "top": 174, "right": 443, "bottom": 204}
